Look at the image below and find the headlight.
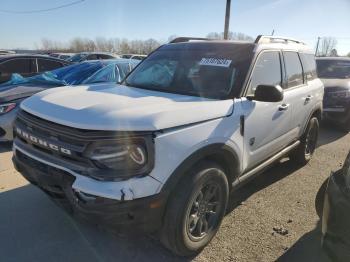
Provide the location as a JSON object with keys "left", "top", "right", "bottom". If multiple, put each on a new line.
{"left": 329, "top": 90, "right": 350, "bottom": 99}
{"left": 0, "top": 103, "right": 16, "bottom": 114}
{"left": 86, "top": 136, "right": 154, "bottom": 180}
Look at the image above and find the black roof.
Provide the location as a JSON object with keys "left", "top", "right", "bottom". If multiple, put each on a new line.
{"left": 0, "top": 54, "right": 70, "bottom": 63}
{"left": 162, "top": 40, "right": 255, "bottom": 51}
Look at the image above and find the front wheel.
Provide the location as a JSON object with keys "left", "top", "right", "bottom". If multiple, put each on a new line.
{"left": 290, "top": 117, "right": 319, "bottom": 165}
{"left": 160, "top": 162, "right": 229, "bottom": 256}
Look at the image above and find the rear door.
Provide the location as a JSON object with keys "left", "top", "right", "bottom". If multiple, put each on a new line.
{"left": 282, "top": 51, "right": 315, "bottom": 137}
{"left": 241, "top": 50, "right": 294, "bottom": 170}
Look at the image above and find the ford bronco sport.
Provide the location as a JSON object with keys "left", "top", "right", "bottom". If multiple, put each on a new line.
{"left": 12, "top": 35, "right": 323, "bottom": 256}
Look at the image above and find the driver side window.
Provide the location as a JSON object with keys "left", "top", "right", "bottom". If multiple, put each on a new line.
{"left": 247, "top": 51, "right": 282, "bottom": 96}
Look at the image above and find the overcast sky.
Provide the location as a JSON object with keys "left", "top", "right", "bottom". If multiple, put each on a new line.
{"left": 0, "top": 0, "right": 349, "bottom": 54}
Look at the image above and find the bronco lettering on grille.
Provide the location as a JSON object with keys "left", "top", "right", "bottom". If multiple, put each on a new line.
{"left": 15, "top": 127, "right": 72, "bottom": 155}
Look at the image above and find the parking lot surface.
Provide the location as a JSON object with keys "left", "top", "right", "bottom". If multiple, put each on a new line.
{"left": 0, "top": 125, "right": 348, "bottom": 262}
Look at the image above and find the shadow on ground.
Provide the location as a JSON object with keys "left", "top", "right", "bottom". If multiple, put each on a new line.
{"left": 277, "top": 222, "right": 331, "bottom": 262}
{"left": 318, "top": 123, "right": 348, "bottom": 147}
{"left": 227, "top": 158, "right": 301, "bottom": 213}
{"left": 0, "top": 185, "right": 188, "bottom": 262}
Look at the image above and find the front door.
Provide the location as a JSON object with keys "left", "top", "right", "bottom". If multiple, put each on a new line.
{"left": 241, "top": 50, "right": 294, "bottom": 171}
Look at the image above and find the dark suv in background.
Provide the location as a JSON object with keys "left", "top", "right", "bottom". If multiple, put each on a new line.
{"left": 317, "top": 57, "right": 350, "bottom": 129}
{"left": 0, "top": 54, "right": 70, "bottom": 84}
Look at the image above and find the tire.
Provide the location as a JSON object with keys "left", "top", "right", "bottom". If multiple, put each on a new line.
{"left": 315, "top": 179, "right": 328, "bottom": 218}
{"left": 160, "top": 162, "right": 229, "bottom": 256}
{"left": 290, "top": 117, "right": 319, "bottom": 165}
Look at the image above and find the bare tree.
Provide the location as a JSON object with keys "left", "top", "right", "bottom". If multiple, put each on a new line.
{"left": 318, "top": 37, "right": 338, "bottom": 57}
{"left": 206, "top": 31, "right": 253, "bottom": 41}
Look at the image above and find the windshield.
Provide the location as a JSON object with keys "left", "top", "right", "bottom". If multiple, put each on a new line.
{"left": 125, "top": 44, "right": 253, "bottom": 99}
{"left": 67, "top": 53, "right": 88, "bottom": 62}
{"left": 316, "top": 59, "right": 350, "bottom": 79}
{"left": 83, "top": 60, "right": 138, "bottom": 84}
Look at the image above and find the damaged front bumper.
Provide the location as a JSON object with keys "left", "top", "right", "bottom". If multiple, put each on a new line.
{"left": 12, "top": 141, "right": 165, "bottom": 232}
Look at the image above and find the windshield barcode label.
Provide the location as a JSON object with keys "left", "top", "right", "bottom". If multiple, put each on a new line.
{"left": 199, "top": 58, "right": 232, "bottom": 67}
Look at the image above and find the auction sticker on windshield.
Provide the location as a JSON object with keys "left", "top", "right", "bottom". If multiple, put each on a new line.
{"left": 199, "top": 58, "right": 232, "bottom": 67}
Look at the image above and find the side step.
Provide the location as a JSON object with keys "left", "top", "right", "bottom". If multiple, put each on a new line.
{"left": 232, "top": 140, "right": 300, "bottom": 188}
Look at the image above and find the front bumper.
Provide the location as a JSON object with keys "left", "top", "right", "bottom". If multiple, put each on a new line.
{"left": 0, "top": 107, "right": 18, "bottom": 141}
{"left": 323, "top": 98, "right": 350, "bottom": 124}
{"left": 13, "top": 141, "right": 166, "bottom": 232}
{"left": 322, "top": 170, "right": 350, "bottom": 262}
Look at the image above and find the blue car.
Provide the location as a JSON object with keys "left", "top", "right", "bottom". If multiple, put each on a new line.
{"left": 0, "top": 59, "right": 139, "bottom": 141}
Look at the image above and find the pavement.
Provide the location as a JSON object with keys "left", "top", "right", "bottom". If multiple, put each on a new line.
{"left": 0, "top": 125, "right": 348, "bottom": 262}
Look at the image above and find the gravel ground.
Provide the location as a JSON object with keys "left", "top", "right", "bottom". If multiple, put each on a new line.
{"left": 0, "top": 125, "right": 349, "bottom": 262}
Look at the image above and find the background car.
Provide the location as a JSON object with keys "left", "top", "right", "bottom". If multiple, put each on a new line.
{"left": 317, "top": 57, "right": 350, "bottom": 129}
{"left": 49, "top": 53, "right": 75, "bottom": 60}
{"left": 0, "top": 54, "right": 70, "bottom": 84}
{"left": 316, "top": 150, "right": 350, "bottom": 262}
{"left": 0, "top": 58, "right": 139, "bottom": 142}
{"left": 67, "top": 52, "right": 117, "bottom": 63}
{"left": 120, "top": 54, "right": 147, "bottom": 60}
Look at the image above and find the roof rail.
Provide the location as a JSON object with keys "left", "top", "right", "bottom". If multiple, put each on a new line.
{"left": 169, "top": 37, "right": 211, "bottom": 44}
{"left": 255, "top": 35, "right": 306, "bottom": 45}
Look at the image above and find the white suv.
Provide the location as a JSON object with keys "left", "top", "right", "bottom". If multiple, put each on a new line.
{"left": 12, "top": 35, "right": 323, "bottom": 256}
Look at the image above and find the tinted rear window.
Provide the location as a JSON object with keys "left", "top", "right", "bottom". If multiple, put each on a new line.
{"left": 316, "top": 59, "right": 350, "bottom": 79}
{"left": 0, "top": 58, "right": 34, "bottom": 73}
{"left": 37, "top": 59, "right": 64, "bottom": 72}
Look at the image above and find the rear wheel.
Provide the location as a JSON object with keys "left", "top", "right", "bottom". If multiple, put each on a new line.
{"left": 290, "top": 117, "right": 319, "bottom": 165}
{"left": 160, "top": 162, "right": 229, "bottom": 256}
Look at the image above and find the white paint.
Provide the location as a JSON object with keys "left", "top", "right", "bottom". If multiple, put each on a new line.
{"left": 21, "top": 83, "right": 233, "bottom": 131}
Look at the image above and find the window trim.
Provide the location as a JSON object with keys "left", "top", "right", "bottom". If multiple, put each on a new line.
{"left": 242, "top": 49, "right": 283, "bottom": 97}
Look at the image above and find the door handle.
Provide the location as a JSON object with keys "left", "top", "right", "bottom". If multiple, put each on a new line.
{"left": 278, "top": 104, "right": 289, "bottom": 111}
{"left": 305, "top": 95, "right": 312, "bottom": 103}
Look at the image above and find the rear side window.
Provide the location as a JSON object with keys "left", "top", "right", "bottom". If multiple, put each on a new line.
{"left": 0, "top": 58, "right": 34, "bottom": 73}
{"left": 87, "top": 54, "right": 98, "bottom": 60}
{"left": 37, "top": 59, "right": 64, "bottom": 72}
{"left": 300, "top": 53, "right": 317, "bottom": 80}
{"left": 98, "top": 54, "right": 114, "bottom": 59}
{"left": 283, "top": 52, "right": 304, "bottom": 88}
{"left": 247, "top": 51, "right": 282, "bottom": 95}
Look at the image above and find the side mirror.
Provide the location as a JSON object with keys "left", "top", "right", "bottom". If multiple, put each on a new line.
{"left": 251, "top": 84, "right": 284, "bottom": 102}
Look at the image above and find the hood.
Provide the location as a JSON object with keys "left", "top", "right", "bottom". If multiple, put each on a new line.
{"left": 21, "top": 83, "right": 234, "bottom": 131}
{"left": 0, "top": 85, "right": 48, "bottom": 103}
{"left": 321, "top": 78, "right": 350, "bottom": 91}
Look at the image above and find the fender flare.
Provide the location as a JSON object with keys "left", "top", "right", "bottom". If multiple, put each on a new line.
{"left": 160, "top": 143, "right": 240, "bottom": 195}
{"left": 301, "top": 103, "right": 322, "bottom": 136}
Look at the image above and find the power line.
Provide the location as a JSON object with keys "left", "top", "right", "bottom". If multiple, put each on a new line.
{"left": 0, "top": 0, "right": 86, "bottom": 14}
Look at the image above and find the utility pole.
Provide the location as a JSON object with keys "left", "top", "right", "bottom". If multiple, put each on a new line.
{"left": 224, "top": 0, "right": 231, "bottom": 40}
{"left": 315, "top": 37, "right": 321, "bottom": 56}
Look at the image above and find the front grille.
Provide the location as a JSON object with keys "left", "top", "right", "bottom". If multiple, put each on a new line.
{"left": 14, "top": 109, "right": 153, "bottom": 172}
{"left": 15, "top": 110, "right": 93, "bottom": 166}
